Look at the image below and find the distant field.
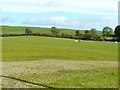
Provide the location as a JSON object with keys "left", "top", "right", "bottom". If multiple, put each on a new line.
{"left": 1, "top": 25, "right": 103, "bottom": 36}
{"left": 2, "top": 36, "right": 118, "bottom": 61}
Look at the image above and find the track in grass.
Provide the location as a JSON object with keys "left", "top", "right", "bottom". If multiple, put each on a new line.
{"left": 2, "top": 60, "right": 118, "bottom": 88}
{"left": 1, "top": 75, "right": 55, "bottom": 89}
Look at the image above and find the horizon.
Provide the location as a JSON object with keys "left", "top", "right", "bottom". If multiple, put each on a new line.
{"left": 1, "top": 0, "right": 119, "bottom": 31}
{"left": 0, "top": 25, "right": 114, "bottom": 31}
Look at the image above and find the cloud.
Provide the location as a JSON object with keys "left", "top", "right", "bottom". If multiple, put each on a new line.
{"left": 51, "top": 16, "right": 67, "bottom": 22}
{"left": 22, "top": 15, "right": 117, "bottom": 30}
{"left": 78, "top": 16, "right": 117, "bottom": 29}
{"left": 23, "top": 16, "right": 65, "bottom": 25}
{"left": 1, "top": 0, "right": 118, "bottom": 30}
{"left": 22, "top": 16, "right": 81, "bottom": 29}
{"left": 1, "top": 0, "right": 119, "bottom": 15}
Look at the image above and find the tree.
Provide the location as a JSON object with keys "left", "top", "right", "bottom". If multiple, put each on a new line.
{"left": 76, "top": 30, "right": 80, "bottom": 36}
{"left": 51, "top": 27, "right": 60, "bottom": 36}
{"left": 114, "top": 25, "right": 120, "bottom": 41}
{"left": 25, "top": 28, "right": 33, "bottom": 34}
{"left": 102, "top": 26, "right": 113, "bottom": 36}
{"left": 84, "top": 33, "right": 93, "bottom": 40}
{"left": 84, "top": 30, "right": 93, "bottom": 40}
{"left": 90, "top": 28, "right": 97, "bottom": 36}
{"left": 85, "top": 30, "right": 89, "bottom": 34}
{"left": 115, "top": 25, "right": 120, "bottom": 37}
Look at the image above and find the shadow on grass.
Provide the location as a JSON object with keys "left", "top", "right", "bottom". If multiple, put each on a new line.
{"left": 1, "top": 75, "right": 55, "bottom": 89}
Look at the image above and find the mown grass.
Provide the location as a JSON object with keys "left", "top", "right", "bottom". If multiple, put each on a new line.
{"left": 1, "top": 25, "right": 103, "bottom": 36}
{"left": 2, "top": 36, "right": 118, "bottom": 61}
{"left": 2, "top": 35, "right": 118, "bottom": 88}
{"left": 48, "top": 67, "right": 118, "bottom": 88}
{"left": 2, "top": 66, "right": 118, "bottom": 88}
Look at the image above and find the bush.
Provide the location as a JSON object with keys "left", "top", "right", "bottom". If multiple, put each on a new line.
{"left": 76, "top": 30, "right": 80, "bottom": 36}
{"left": 84, "top": 33, "right": 94, "bottom": 40}
{"left": 114, "top": 25, "right": 120, "bottom": 41}
{"left": 25, "top": 28, "right": 33, "bottom": 34}
{"left": 51, "top": 27, "right": 60, "bottom": 36}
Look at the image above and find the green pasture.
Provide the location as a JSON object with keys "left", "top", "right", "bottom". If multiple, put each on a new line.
{"left": 2, "top": 26, "right": 51, "bottom": 34}
{"left": 1, "top": 25, "right": 103, "bottom": 35}
{"left": 2, "top": 36, "right": 118, "bottom": 61}
{"left": 2, "top": 36, "right": 118, "bottom": 88}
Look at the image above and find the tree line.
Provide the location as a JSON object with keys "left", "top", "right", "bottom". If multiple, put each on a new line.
{"left": 1, "top": 25, "right": 120, "bottom": 42}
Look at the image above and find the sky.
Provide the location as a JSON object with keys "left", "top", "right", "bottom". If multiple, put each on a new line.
{"left": 1, "top": 0, "right": 119, "bottom": 30}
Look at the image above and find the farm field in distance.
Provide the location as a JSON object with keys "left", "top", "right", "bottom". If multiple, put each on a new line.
{"left": 1, "top": 26, "right": 118, "bottom": 88}
{"left": 1, "top": 25, "right": 103, "bottom": 36}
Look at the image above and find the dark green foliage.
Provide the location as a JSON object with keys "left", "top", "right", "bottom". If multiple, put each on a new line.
{"left": 102, "top": 26, "right": 113, "bottom": 36}
{"left": 75, "top": 30, "right": 80, "bottom": 36}
{"left": 84, "top": 30, "right": 94, "bottom": 40}
{"left": 83, "top": 29, "right": 103, "bottom": 41}
{"left": 114, "top": 25, "right": 120, "bottom": 41}
{"left": 84, "top": 33, "right": 94, "bottom": 40}
{"left": 94, "top": 36, "right": 104, "bottom": 41}
{"left": 51, "top": 27, "right": 60, "bottom": 36}
{"left": 90, "top": 28, "right": 97, "bottom": 36}
{"left": 2, "top": 34, "right": 25, "bottom": 37}
{"left": 61, "top": 33, "right": 70, "bottom": 38}
{"left": 85, "top": 30, "right": 89, "bottom": 34}
{"left": 114, "top": 25, "right": 120, "bottom": 38}
{"left": 25, "top": 28, "right": 33, "bottom": 34}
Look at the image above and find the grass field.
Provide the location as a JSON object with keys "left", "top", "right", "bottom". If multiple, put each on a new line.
{"left": 2, "top": 60, "right": 118, "bottom": 88}
{"left": 1, "top": 25, "right": 103, "bottom": 36}
{"left": 2, "top": 36, "right": 118, "bottom": 61}
{"left": 1, "top": 31, "right": 118, "bottom": 88}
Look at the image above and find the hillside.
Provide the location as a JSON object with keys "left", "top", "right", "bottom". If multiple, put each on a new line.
{"left": 1, "top": 25, "right": 103, "bottom": 36}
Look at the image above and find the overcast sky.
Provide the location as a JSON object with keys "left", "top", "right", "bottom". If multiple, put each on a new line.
{"left": 1, "top": 0, "right": 119, "bottom": 30}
